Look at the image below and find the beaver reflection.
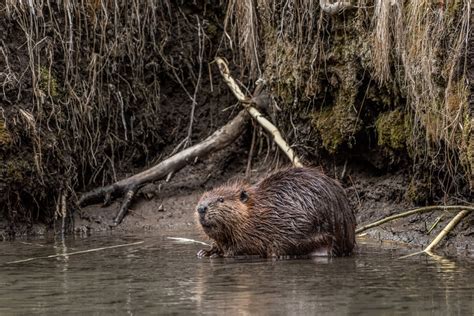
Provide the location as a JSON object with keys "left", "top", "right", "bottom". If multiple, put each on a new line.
{"left": 195, "top": 167, "right": 356, "bottom": 258}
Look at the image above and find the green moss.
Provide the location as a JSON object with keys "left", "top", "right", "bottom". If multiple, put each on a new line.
{"left": 38, "top": 66, "right": 59, "bottom": 98}
{"left": 206, "top": 23, "right": 218, "bottom": 37}
{"left": 405, "top": 178, "right": 430, "bottom": 205}
{"left": 375, "top": 109, "right": 408, "bottom": 150}
{"left": 313, "top": 108, "right": 344, "bottom": 153}
{"left": 312, "top": 84, "right": 361, "bottom": 154}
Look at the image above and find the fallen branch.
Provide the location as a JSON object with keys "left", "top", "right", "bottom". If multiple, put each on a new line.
{"left": 79, "top": 109, "right": 249, "bottom": 225}
{"left": 399, "top": 209, "right": 470, "bottom": 259}
{"left": 355, "top": 205, "right": 474, "bottom": 234}
{"left": 6, "top": 241, "right": 144, "bottom": 264}
{"left": 167, "top": 237, "right": 210, "bottom": 246}
{"left": 423, "top": 210, "right": 470, "bottom": 253}
{"left": 215, "top": 57, "right": 303, "bottom": 167}
{"left": 356, "top": 205, "right": 473, "bottom": 258}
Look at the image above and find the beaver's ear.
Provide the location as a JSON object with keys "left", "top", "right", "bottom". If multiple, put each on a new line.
{"left": 240, "top": 190, "right": 249, "bottom": 203}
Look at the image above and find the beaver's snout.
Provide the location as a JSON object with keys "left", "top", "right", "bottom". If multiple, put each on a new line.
{"left": 197, "top": 204, "right": 208, "bottom": 215}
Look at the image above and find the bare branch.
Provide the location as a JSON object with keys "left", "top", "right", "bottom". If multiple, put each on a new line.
{"left": 215, "top": 57, "right": 303, "bottom": 167}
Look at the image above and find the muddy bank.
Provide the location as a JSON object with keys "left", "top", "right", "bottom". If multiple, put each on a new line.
{"left": 1, "top": 1, "right": 472, "bottom": 252}
{"left": 74, "top": 151, "right": 473, "bottom": 258}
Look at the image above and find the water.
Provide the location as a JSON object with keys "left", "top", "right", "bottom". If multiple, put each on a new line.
{"left": 0, "top": 232, "right": 473, "bottom": 315}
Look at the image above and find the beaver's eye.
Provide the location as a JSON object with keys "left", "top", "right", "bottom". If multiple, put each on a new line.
{"left": 217, "top": 197, "right": 224, "bottom": 203}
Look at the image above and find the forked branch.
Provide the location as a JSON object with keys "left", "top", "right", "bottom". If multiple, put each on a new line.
{"left": 215, "top": 57, "right": 303, "bottom": 167}
{"left": 356, "top": 205, "right": 473, "bottom": 257}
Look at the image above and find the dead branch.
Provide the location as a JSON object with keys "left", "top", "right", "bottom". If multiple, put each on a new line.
{"left": 355, "top": 205, "right": 474, "bottom": 234}
{"left": 215, "top": 57, "right": 303, "bottom": 167}
{"left": 79, "top": 110, "right": 249, "bottom": 225}
{"left": 423, "top": 210, "right": 470, "bottom": 253}
{"left": 399, "top": 209, "right": 471, "bottom": 259}
{"left": 79, "top": 57, "right": 299, "bottom": 227}
{"left": 357, "top": 205, "right": 473, "bottom": 257}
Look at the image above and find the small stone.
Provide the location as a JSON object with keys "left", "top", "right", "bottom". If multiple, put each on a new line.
{"left": 158, "top": 203, "right": 164, "bottom": 212}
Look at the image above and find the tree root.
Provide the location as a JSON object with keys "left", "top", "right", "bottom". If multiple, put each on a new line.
{"left": 356, "top": 205, "right": 473, "bottom": 257}
{"left": 78, "top": 110, "right": 249, "bottom": 226}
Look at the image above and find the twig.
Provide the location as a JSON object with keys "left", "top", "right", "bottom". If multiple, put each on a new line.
{"left": 356, "top": 205, "right": 474, "bottom": 234}
{"left": 112, "top": 185, "right": 138, "bottom": 226}
{"left": 167, "top": 237, "right": 210, "bottom": 246}
{"left": 215, "top": 57, "right": 303, "bottom": 167}
{"left": 6, "top": 241, "right": 144, "bottom": 264}
{"left": 426, "top": 214, "right": 444, "bottom": 235}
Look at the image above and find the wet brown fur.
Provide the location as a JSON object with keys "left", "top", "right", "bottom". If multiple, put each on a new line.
{"left": 196, "top": 167, "right": 356, "bottom": 257}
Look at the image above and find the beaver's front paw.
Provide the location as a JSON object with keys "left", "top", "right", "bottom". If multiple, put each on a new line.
{"left": 197, "top": 249, "right": 210, "bottom": 257}
{"left": 197, "top": 247, "right": 221, "bottom": 258}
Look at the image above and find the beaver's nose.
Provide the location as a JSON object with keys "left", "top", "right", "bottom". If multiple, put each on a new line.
{"left": 197, "top": 205, "right": 207, "bottom": 215}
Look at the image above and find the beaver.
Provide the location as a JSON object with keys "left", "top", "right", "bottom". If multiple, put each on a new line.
{"left": 196, "top": 167, "right": 356, "bottom": 258}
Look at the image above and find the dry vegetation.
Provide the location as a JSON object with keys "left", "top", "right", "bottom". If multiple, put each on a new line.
{"left": 0, "top": 0, "right": 471, "bottom": 235}
{"left": 226, "top": 0, "right": 471, "bottom": 190}
{"left": 0, "top": 0, "right": 226, "bottom": 234}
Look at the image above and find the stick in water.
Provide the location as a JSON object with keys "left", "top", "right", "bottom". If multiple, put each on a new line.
{"left": 167, "top": 237, "right": 210, "bottom": 246}
{"left": 6, "top": 241, "right": 144, "bottom": 264}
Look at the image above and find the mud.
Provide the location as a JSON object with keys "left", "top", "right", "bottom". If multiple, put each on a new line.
{"left": 73, "top": 148, "right": 473, "bottom": 258}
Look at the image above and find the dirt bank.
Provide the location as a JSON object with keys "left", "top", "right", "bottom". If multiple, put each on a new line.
{"left": 74, "top": 148, "right": 473, "bottom": 258}
{"left": 1, "top": 2, "right": 472, "bottom": 256}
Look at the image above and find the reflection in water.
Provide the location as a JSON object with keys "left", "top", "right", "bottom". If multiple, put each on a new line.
{"left": 0, "top": 233, "right": 473, "bottom": 315}
{"left": 193, "top": 256, "right": 354, "bottom": 315}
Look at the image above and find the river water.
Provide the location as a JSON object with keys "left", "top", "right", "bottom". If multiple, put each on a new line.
{"left": 0, "top": 232, "right": 472, "bottom": 315}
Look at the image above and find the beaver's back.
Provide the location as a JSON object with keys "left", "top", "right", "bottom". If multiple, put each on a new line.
{"left": 251, "top": 167, "right": 355, "bottom": 256}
